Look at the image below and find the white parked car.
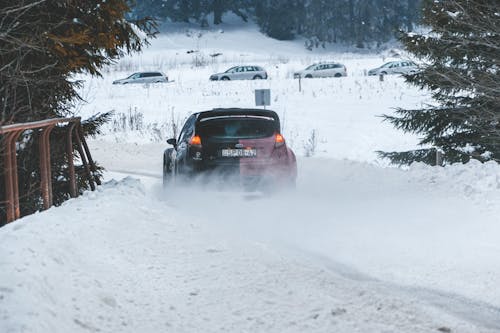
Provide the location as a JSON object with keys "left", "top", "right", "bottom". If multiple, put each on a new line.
{"left": 368, "top": 61, "right": 418, "bottom": 76}
{"left": 294, "top": 62, "right": 347, "bottom": 78}
{"left": 113, "top": 72, "right": 168, "bottom": 84}
{"left": 209, "top": 66, "right": 268, "bottom": 81}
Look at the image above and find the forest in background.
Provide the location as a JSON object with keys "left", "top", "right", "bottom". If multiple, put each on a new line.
{"left": 128, "top": 0, "right": 422, "bottom": 48}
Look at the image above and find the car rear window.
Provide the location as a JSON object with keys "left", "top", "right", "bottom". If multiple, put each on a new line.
{"left": 197, "top": 117, "right": 277, "bottom": 139}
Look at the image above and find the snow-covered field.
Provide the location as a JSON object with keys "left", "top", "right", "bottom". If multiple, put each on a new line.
{"left": 78, "top": 20, "right": 427, "bottom": 163}
{"left": 1, "top": 20, "right": 500, "bottom": 333}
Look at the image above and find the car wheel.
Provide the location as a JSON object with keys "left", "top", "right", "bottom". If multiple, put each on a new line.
{"left": 163, "top": 150, "right": 174, "bottom": 188}
{"left": 221, "top": 76, "right": 230, "bottom": 81}
{"left": 334, "top": 73, "right": 342, "bottom": 78}
{"left": 305, "top": 74, "right": 313, "bottom": 78}
{"left": 253, "top": 75, "right": 262, "bottom": 80}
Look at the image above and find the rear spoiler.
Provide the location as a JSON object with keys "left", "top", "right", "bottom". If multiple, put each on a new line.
{"left": 197, "top": 108, "right": 280, "bottom": 129}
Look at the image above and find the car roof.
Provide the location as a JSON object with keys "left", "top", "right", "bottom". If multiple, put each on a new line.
{"left": 309, "top": 62, "right": 341, "bottom": 66}
{"left": 221, "top": 66, "right": 263, "bottom": 73}
{"left": 195, "top": 108, "right": 280, "bottom": 129}
{"left": 228, "top": 65, "right": 262, "bottom": 68}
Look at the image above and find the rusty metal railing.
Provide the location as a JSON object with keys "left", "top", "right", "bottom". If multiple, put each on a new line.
{"left": 0, "top": 117, "right": 99, "bottom": 224}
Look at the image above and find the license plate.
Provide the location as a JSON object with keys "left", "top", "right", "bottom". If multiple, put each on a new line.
{"left": 221, "top": 148, "right": 257, "bottom": 157}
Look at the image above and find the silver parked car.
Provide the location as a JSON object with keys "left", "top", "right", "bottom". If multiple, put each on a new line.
{"left": 294, "top": 62, "right": 347, "bottom": 79}
{"left": 113, "top": 72, "right": 168, "bottom": 84}
{"left": 368, "top": 60, "right": 418, "bottom": 76}
{"left": 210, "top": 66, "right": 268, "bottom": 81}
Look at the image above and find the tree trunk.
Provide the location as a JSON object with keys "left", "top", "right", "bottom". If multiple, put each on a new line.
{"left": 213, "top": 0, "right": 223, "bottom": 25}
{"left": 180, "top": 0, "right": 190, "bottom": 22}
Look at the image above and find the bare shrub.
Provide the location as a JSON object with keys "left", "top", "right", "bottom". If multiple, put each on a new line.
{"left": 304, "top": 129, "right": 317, "bottom": 157}
{"left": 111, "top": 107, "right": 144, "bottom": 132}
{"left": 108, "top": 108, "right": 183, "bottom": 143}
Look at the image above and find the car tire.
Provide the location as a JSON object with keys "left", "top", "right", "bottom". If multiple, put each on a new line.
{"left": 221, "top": 76, "right": 230, "bottom": 81}
{"left": 253, "top": 75, "right": 262, "bottom": 80}
{"left": 334, "top": 73, "right": 342, "bottom": 78}
{"left": 163, "top": 150, "right": 174, "bottom": 188}
{"left": 305, "top": 74, "right": 313, "bottom": 78}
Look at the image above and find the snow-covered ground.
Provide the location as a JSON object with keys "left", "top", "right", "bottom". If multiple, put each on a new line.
{"left": 2, "top": 20, "right": 500, "bottom": 333}
{"left": 78, "top": 20, "right": 427, "bottom": 163}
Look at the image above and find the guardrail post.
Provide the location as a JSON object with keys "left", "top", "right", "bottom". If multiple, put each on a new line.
{"left": 78, "top": 124, "right": 101, "bottom": 186}
{"left": 11, "top": 131, "right": 22, "bottom": 220}
{"left": 39, "top": 125, "right": 56, "bottom": 210}
{"left": 3, "top": 131, "right": 22, "bottom": 222}
{"left": 436, "top": 149, "right": 444, "bottom": 167}
{"left": 4, "top": 132, "right": 15, "bottom": 222}
{"left": 66, "top": 122, "right": 78, "bottom": 198}
{"left": 73, "top": 126, "right": 96, "bottom": 191}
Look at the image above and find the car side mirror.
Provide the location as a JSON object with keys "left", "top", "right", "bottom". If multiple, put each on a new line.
{"left": 167, "top": 138, "right": 177, "bottom": 146}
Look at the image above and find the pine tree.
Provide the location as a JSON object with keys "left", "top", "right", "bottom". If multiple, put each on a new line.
{"left": 126, "top": 1, "right": 422, "bottom": 46}
{"left": 256, "top": 0, "right": 303, "bottom": 40}
{"left": 128, "top": 0, "right": 252, "bottom": 25}
{"left": 0, "top": 0, "right": 156, "bottom": 222}
{"left": 128, "top": 0, "right": 169, "bottom": 21}
{"left": 253, "top": 0, "right": 421, "bottom": 46}
{"left": 380, "top": 0, "right": 500, "bottom": 165}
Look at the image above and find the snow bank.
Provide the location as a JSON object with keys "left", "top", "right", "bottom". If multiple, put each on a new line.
{"left": 3, "top": 177, "right": 493, "bottom": 332}
{"left": 408, "top": 160, "right": 500, "bottom": 205}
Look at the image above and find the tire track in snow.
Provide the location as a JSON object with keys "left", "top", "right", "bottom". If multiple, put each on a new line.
{"left": 299, "top": 250, "right": 500, "bottom": 332}
{"left": 96, "top": 152, "right": 500, "bottom": 331}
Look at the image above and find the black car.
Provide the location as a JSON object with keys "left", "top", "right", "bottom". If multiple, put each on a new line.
{"left": 163, "top": 108, "right": 297, "bottom": 189}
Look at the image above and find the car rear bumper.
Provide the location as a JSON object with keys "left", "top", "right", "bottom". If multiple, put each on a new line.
{"left": 189, "top": 157, "right": 296, "bottom": 181}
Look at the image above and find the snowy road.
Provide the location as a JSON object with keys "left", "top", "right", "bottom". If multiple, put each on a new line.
{"left": 92, "top": 140, "right": 500, "bottom": 310}
{"left": 1, "top": 141, "right": 499, "bottom": 332}
{"left": 62, "top": 140, "right": 500, "bottom": 332}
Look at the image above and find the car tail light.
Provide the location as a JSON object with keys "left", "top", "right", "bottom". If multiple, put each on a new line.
{"left": 275, "top": 133, "right": 285, "bottom": 147}
{"left": 190, "top": 135, "right": 202, "bottom": 146}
